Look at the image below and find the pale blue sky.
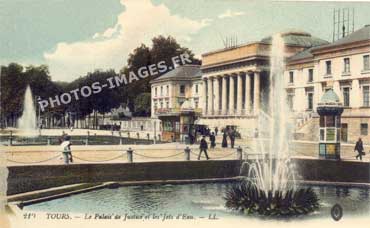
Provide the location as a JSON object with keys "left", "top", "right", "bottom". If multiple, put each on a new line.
{"left": 1, "top": 0, "right": 370, "bottom": 81}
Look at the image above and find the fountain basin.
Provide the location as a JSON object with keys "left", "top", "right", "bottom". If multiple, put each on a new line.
{"left": 19, "top": 181, "right": 370, "bottom": 220}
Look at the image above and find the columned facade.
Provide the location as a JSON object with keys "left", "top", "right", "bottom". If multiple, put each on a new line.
{"left": 202, "top": 72, "right": 262, "bottom": 117}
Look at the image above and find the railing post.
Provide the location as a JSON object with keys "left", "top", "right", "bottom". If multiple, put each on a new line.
{"left": 237, "top": 146, "right": 243, "bottom": 160}
{"left": 85, "top": 131, "right": 90, "bottom": 145}
{"left": 184, "top": 146, "right": 191, "bottom": 161}
{"left": 119, "top": 132, "right": 122, "bottom": 145}
{"left": 9, "top": 130, "right": 13, "bottom": 146}
{"left": 127, "top": 147, "right": 133, "bottom": 163}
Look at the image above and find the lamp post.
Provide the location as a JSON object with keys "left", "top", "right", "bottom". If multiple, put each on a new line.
{"left": 317, "top": 89, "right": 343, "bottom": 160}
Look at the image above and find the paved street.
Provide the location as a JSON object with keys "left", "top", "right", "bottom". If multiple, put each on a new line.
{"left": 2, "top": 128, "right": 370, "bottom": 166}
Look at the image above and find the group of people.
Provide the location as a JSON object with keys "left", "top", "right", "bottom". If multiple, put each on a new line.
{"left": 197, "top": 127, "right": 238, "bottom": 160}
{"left": 221, "top": 128, "right": 237, "bottom": 148}
{"left": 59, "top": 132, "right": 73, "bottom": 164}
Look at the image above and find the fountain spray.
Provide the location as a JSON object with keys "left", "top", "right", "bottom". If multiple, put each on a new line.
{"left": 17, "top": 85, "right": 37, "bottom": 132}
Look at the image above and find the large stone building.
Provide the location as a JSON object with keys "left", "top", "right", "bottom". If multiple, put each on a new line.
{"left": 149, "top": 26, "right": 370, "bottom": 143}
{"left": 199, "top": 31, "right": 328, "bottom": 136}
{"left": 287, "top": 25, "right": 370, "bottom": 143}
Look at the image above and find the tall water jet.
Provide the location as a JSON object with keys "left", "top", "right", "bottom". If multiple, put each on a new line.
{"left": 225, "top": 34, "right": 319, "bottom": 217}
{"left": 17, "top": 85, "right": 37, "bottom": 132}
{"left": 249, "top": 33, "right": 295, "bottom": 195}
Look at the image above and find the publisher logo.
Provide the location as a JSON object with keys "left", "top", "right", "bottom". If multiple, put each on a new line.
{"left": 331, "top": 204, "right": 343, "bottom": 221}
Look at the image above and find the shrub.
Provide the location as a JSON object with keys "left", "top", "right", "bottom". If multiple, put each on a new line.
{"left": 224, "top": 181, "right": 319, "bottom": 217}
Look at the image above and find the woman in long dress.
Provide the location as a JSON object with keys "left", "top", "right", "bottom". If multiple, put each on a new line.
{"left": 222, "top": 131, "right": 228, "bottom": 148}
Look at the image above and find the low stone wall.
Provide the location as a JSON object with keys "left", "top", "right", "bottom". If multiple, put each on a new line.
{"left": 7, "top": 158, "right": 370, "bottom": 195}
{"left": 294, "top": 158, "right": 370, "bottom": 183}
{"left": 7, "top": 160, "right": 241, "bottom": 195}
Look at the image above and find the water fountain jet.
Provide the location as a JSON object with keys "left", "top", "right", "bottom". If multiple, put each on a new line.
{"left": 17, "top": 85, "right": 38, "bottom": 136}
{"left": 225, "top": 34, "right": 319, "bottom": 217}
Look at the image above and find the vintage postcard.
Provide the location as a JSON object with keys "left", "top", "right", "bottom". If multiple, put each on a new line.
{"left": 1, "top": 0, "right": 370, "bottom": 227}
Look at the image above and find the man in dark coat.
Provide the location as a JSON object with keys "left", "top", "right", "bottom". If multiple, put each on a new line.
{"left": 198, "top": 136, "right": 210, "bottom": 160}
{"left": 355, "top": 137, "right": 365, "bottom": 161}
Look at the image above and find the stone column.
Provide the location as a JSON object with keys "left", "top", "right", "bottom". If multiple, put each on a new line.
{"left": 245, "top": 73, "right": 251, "bottom": 113}
{"left": 230, "top": 74, "right": 235, "bottom": 114}
{"left": 202, "top": 79, "right": 208, "bottom": 115}
{"left": 237, "top": 73, "right": 243, "bottom": 115}
{"left": 214, "top": 77, "right": 220, "bottom": 115}
{"left": 253, "top": 71, "right": 260, "bottom": 114}
{"left": 208, "top": 77, "right": 214, "bottom": 115}
{"left": 222, "top": 76, "right": 227, "bottom": 115}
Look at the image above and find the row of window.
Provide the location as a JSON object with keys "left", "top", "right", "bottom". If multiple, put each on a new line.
{"left": 153, "top": 99, "right": 170, "bottom": 109}
{"left": 289, "top": 69, "right": 313, "bottom": 84}
{"left": 153, "top": 98, "right": 200, "bottom": 111}
{"left": 341, "top": 86, "right": 370, "bottom": 107}
{"left": 154, "top": 84, "right": 199, "bottom": 97}
{"left": 287, "top": 86, "right": 370, "bottom": 111}
{"left": 289, "top": 55, "right": 370, "bottom": 84}
{"left": 154, "top": 85, "right": 170, "bottom": 97}
{"left": 325, "top": 55, "right": 369, "bottom": 75}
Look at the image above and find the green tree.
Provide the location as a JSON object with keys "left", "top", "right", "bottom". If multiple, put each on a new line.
{"left": 123, "top": 35, "right": 200, "bottom": 116}
{"left": 133, "top": 92, "right": 151, "bottom": 116}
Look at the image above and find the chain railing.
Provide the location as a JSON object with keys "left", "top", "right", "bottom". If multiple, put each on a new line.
{"left": 6, "top": 155, "right": 61, "bottom": 164}
{"left": 6, "top": 146, "right": 245, "bottom": 164}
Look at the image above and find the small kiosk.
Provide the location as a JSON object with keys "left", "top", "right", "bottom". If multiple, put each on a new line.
{"left": 157, "top": 99, "right": 200, "bottom": 143}
{"left": 179, "top": 99, "right": 198, "bottom": 144}
{"left": 316, "top": 89, "right": 344, "bottom": 160}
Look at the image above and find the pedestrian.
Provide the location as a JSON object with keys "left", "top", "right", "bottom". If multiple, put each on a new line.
{"left": 61, "top": 135, "right": 73, "bottom": 164}
{"left": 355, "top": 137, "right": 365, "bottom": 161}
{"left": 210, "top": 132, "right": 216, "bottom": 149}
{"left": 222, "top": 131, "right": 228, "bottom": 148}
{"left": 198, "top": 136, "right": 210, "bottom": 160}
{"left": 229, "top": 130, "right": 235, "bottom": 148}
{"left": 215, "top": 127, "right": 218, "bottom": 136}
